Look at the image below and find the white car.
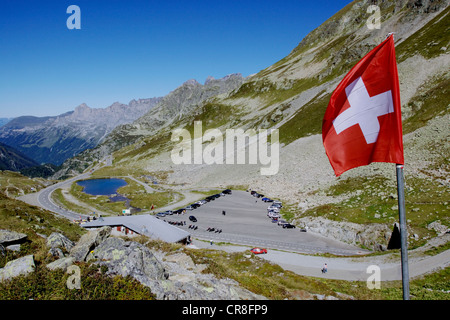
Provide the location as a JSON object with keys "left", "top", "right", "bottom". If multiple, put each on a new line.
{"left": 267, "top": 206, "right": 280, "bottom": 212}
{"left": 277, "top": 219, "right": 289, "bottom": 226}
{"left": 268, "top": 211, "right": 281, "bottom": 218}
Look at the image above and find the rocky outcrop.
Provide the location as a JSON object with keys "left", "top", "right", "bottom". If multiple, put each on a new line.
{"left": 69, "top": 226, "right": 111, "bottom": 262}
{"left": 39, "top": 227, "right": 264, "bottom": 300}
{"left": 296, "top": 216, "right": 392, "bottom": 251}
{"left": 146, "top": 270, "right": 266, "bottom": 300}
{"left": 87, "top": 237, "right": 169, "bottom": 282}
{"left": 83, "top": 235, "right": 264, "bottom": 300}
{"left": 427, "top": 220, "right": 450, "bottom": 235}
{"left": 152, "top": 251, "right": 266, "bottom": 300}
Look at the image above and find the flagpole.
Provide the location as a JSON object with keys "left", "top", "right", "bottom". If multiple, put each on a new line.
{"left": 396, "top": 164, "right": 410, "bottom": 300}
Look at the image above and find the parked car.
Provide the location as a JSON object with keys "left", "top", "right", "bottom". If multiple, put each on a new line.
{"left": 273, "top": 201, "right": 282, "bottom": 207}
{"left": 283, "top": 223, "right": 296, "bottom": 229}
{"left": 267, "top": 206, "right": 280, "bottom": 213}
{"left": 186, "top": 205, "right": 194, "bottom": 210}
{"left": 250, "top": 247, "right": 267, "bottom": 254}
{"left": 271, "top": 202, "right": 282, "bottom": 207}
{"left": 156, "top": 212, "right": 166, "bottom": 217}
{"left": 189, "top": 215, "right": 197, "bottom": 222}
{"left": 268, "top": 211, "right": 281, "bottom": 218}
{"left": 277, "top": 219, "right": 289, "bottom": 226}
{"left": 222, "top": 189, "right": 232, "bottom": 194}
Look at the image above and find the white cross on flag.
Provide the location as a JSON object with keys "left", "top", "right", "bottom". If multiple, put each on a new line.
{"left": 322, "top": 35, "right": 404, "bottom": 176}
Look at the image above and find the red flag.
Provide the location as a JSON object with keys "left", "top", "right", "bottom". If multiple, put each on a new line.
{"left": 322, "top": 35, "right": 404, "bottom": 176}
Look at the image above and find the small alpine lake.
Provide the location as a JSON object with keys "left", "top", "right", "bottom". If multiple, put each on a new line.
{"left": 77, "top": 178, "right": 128, "bottom": 196}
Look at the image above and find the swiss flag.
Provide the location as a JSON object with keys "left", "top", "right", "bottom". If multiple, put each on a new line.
{"left": 322, "top": 35, "right": 404, "bottom": 176}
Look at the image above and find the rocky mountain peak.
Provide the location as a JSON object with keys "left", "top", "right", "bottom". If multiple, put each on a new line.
{"left": 183, "top": 79, "right": 201, "bottom": 87}
{"left": 204, "top": 76, "right": 215, "bottom": 85}
{"left": 72, "top": 103, "right": 92, "bottom": 118}
{"left": 76, "top": 103, "right": 90, "bottom": 109}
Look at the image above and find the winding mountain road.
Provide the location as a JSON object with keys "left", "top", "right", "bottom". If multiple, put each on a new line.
{"left": 18, "top": 156, "right": 114, "bottom": 220}
{"left": 19, "top": 171, "right": 92, "bottom": 220}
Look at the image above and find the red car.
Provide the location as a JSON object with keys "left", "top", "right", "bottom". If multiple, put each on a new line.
{"left": 250, "top": 247, "right": 267, "bottom": 254}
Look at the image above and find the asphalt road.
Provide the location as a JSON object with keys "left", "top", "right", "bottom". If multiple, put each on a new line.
{"left": 19, "top": 156, "right": 114, "bottom": 220}
{"left": 36, "top": 172, "right": 92, "bottom": 220}
{"left": 160, "top": 190, "right": 368, "bottom": 256}
{"left": 190, "top": 239, "right": 450, "bottom": 281}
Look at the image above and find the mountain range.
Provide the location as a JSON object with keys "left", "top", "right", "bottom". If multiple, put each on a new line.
{"left": 0, "top": 98, "right": 161, "bottom": 166}
{"left": 52, "top": 73, "right": 245, "bottom": 178}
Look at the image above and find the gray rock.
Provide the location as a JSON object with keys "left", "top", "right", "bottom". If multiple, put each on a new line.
{"left": 145, "top": 275, "right": 266, "bottom": 300}
{"left": 0, "top": 229, "right": 27, "bottom": 246}
{"left": 47, "top": 232, "right": 75, "bottom": 253}
{"left": 46, "top": 257, "right": 75, "bottom": 271}
{"left": 90, "top": 237, "right": 168, "bottom": 283}
{"left": 5, "top": 244, "right": 21, "bottom": 252}
{"left": 296, "top": 216, "right": 391, "bottom": 250}
{"left": 48, "top": 247, "right": 65, "bottom": 258}
{"left": 427, "top": 220, "right": 449, "bottom": 235}
{"left": 0, "top": 255, "right": 35, "bottom": 282}
{"left": 69, "top": 226, "right": 111, "bottom": 262}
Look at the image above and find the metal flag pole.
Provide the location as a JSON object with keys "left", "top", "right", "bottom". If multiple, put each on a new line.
{"left": 396, "top": 164, "right": 410, "bottom": 300}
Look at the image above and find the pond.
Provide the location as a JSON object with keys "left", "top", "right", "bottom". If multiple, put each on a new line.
{"left": 77, "top": 178, "right": 128, "bottom": 196}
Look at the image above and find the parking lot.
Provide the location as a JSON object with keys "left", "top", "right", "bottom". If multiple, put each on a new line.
{"left": 159, "top": 190, "right": 367, "bottom": 256}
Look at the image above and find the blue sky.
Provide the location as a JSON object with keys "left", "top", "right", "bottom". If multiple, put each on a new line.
{"left": 0, "top": 0, "right": 351, "bottom": 118}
